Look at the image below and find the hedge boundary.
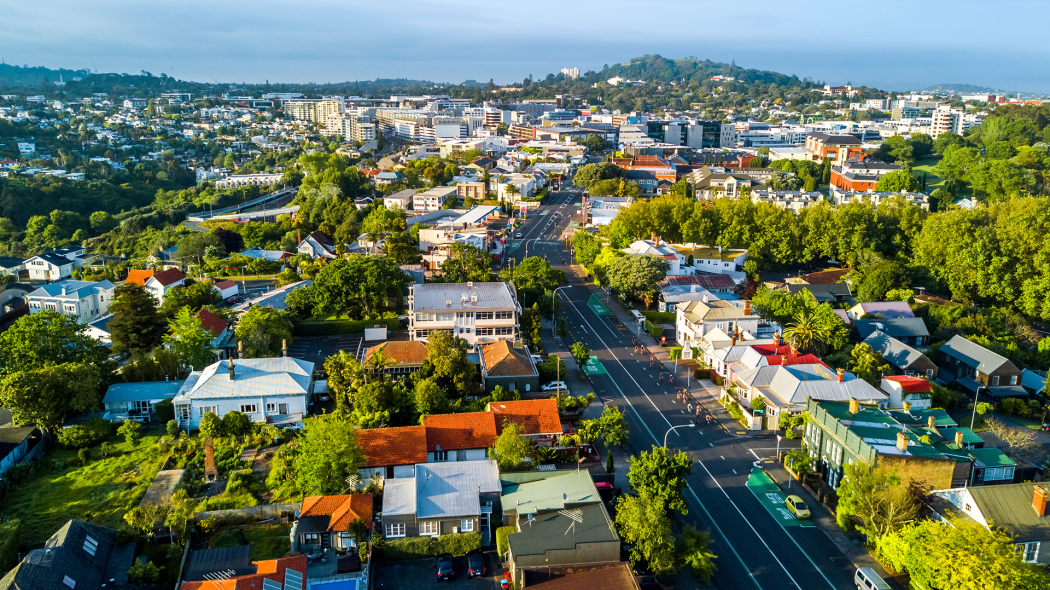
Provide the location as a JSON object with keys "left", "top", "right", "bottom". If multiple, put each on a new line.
{"left": 293, "top": 317, "right": 400, "bottom": 337}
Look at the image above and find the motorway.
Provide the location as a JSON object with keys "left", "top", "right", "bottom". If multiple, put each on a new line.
{"left": 505, "top": 177, "right": 857, "bottom": 590}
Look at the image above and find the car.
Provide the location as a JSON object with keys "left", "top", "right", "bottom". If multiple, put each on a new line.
{"left": 466, "top": 551, "right": 486, "bottom": 579}
{"left": 515, "top": 232, "right": 523, "bottom": 238}
{"left": 530, "top": 354, "right": 543, "bottom": 363}
{"left": 225, "top": 295, "right": 243, "bottom": 304}
{"left": 541, "top": 381, "right": 567, "bottom": 391}
{"left": 785, "top": 495, "right": 810, "bottom": 519}
{"left": 436, "top": 554, "right": 454, "bottom": 581}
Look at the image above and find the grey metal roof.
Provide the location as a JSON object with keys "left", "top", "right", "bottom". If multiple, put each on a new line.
{"left": 962, "top": 483, "right": 1050, "bottom": 543}
{"left": 500, "top": 471, "right": 601, "bottom": 515}
{"left": 863, "top": 332, "right": 926, "bottom": 370}
{"left": 415, "top": 460, "right": 500, "bottom": 519}
{"left": 103, "top": 380, "right": 184, "bottom": 404}
{"left": 1021, "top": 369, "right": 1048, "bottom": 394}
{"left": 172, "top": 357, "right": 313, "bottom": 402}
{"left": 411, "top": 282, "right": 516, "bottom": 312}
{"left": 939, "top": 335, "right": 1012, "bottom": 374}
{"left": 0, "top": 520, "right": 133, "bottom": 590}
{"left": 786, "top": 283, "right": 851, "bottom": 300}
{"left": 741, "top": 364, "right": 886, "bottom": 406}
{"left": 849, "top": 301, "right": 915, "bottom": 319}
{"left": 855, "top": 318, "right": 929, "bottom": 340}
{"left": 507, "top": 503, "right": 618, "bottom": 557}
{"left": 29, "top": 279, "right": 114, "bottom": 301}
{"left": 382, "top": 478, "right": 416, "bottom": 516}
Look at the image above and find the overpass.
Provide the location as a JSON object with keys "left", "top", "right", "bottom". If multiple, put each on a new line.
{"left": 186, "top": 186, "right": 298, "bottom": 222}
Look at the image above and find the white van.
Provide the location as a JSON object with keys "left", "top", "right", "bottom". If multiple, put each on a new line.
{"left": 855, "top": 567, "right": 891, "bottom": 590}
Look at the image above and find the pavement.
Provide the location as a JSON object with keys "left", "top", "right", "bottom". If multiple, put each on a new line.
{"left": 372, "top": 550, "right": 501, "bottom": 590}
{"left": 508, "top": 184, "right": 864, "bottom": 590}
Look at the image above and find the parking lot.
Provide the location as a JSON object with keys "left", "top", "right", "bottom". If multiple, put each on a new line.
{"left": 372, "top": 551, "right": 501, "bottom": 590}
{"left": 286, "top": 335, "right": 364, "bottom": 369}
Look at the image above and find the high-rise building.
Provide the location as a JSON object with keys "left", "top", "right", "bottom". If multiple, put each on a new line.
{"left": 931, "top": 105, "right": 965, "bottom": 139}
{"left": 560, "top": 67, "right": 579, "bottom": 80}
{"left": 282, "top": 99, "right": 345, "bottom": 123}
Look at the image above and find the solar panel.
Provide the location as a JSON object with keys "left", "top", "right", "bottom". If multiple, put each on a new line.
{"left": 284, "top": 568, "right": 303, "bottom": 590}
{"left": 262, "top": 578, "right": 282, "bottom": 590}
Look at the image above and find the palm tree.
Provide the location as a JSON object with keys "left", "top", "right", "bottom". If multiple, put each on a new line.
{"left": 365, "top": 348, "right": 392, "bottom": 379}
{"left": 642, "top": 290, "right": 655, "bottom": 310}
{"left": 783, "top": 309, "right": 830, "bottom": 356}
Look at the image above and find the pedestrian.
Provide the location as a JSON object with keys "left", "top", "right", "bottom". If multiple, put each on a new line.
{"left": 706, "top": 414, "right": 712, "bottom": 425}
{"left": 669, "top": 374, "right": 674, "bottom": 385}
{"left": 658, "top": 374, "right": 663, "bottom": 384}
{"left": 660, "top": 362, "right": 665, "bottom": 371}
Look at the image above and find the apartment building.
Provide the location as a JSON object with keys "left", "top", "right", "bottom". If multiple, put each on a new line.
{"left": 408, "top": 282, "right": 518, "bottom": 350}
{"left": 26, "top": 279, "right": 115, "bottom": 322}
{"left": 931, "top": 105, "right": 965, "bottom": 139}
{"left": 282, "top": 99, "right": 345, "bottom": 123}
{"left": 415, "top": 186, "right": 458, "bottom": 211}
{"left": 214, "top": 173, "right": 283, "bottom": 189}
{"left": 830, "top": 158, "right": 901, "bottom": 191}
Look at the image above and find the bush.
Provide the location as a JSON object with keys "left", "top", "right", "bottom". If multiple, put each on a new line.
{"left": 0, "top": 521, "right": 20, "bottom": 572}
{"left": 166, "top": 420, "right": 180, "bottom": 439}
{"left": 537, "top": 355, "right": 568, "bottom": 383}
{"left": 127, "top": 560, "right": 161, "bottom": 584}
{"left": 78, "top": 448, "right": 90, "bottom": 465}
{"left": 642, "top": 311, "right": 676, "bottom": 324}
{"left": 496, "top": 526, "right": 515, "bottom": 557}
{"left": 57, "top": 418, "right": 113, "bottom": 449}
{"left": 383, "top": 532, "right": 482, "bottom": 560}
{"left": 154, "top": 398, "right": 175, "bottom": 423}
{"left": 293, "top": 317, "right": 400, "bottom": 336}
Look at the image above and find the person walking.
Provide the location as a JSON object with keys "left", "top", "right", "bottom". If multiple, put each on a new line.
{"left": 658, "top": 374, "right": 663, "bottom": 385}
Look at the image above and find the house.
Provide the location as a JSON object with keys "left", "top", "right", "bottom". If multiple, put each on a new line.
{"left": 297, "top": 230, "right": 339, "bottom": 259}
{"left": 0, "top": 257, "right": 25, "bottom": 277}
{"left": 292, "top": 494, "right": 374, "bottom": 552}
{"left": 487, "top": 400, "right": 563, "bottom": 445}
{"left": 863, "top": 332, "right": 939, "bottom": 379}
{"left": 505, "top": 502, "right": 620, "bottom": 584}
{"left": 415, "top": 186, "right": 458, "bottom": 211}
{"left": 879, "top": 375, "right": 934, "bottom": 410}
{"left": 237, "top": 248, "right": 292, "bottom": 263}
{"left": 180, "top": 549, "right": 306, "bottom": 589}
{"left": 383, "top": 188, "right": 415, "bottom": 211}
{"left": 172, "top": 357, "right": 314, "bottom": 429}
{"left": 363, "top": 340, "right": 429, "bottom": 376}
{"left": 658, "top": 273, "right": 737, "bottom": 310}
{"left": 847, "top": 301, "right": 915, "bottom": 320}
{"left": 855, "top": 318, "right": 930, "bottom": 347}
{"left": 26, "top": 279, "right": 115, "bottom": 322}
{"left": 1021, "top": 369, "right": 1048, "bottom": 395}
{"left": 196, "top": 308, "right": 232, "bottom": 352}
{"left": 0, "top": 409, "right": 40, "bottom": 478}
{"left": 375, "top": 171, "right": 403, "bottom": 185}
{"left": 929, "top": 483, "right": 1050, "bottom": 565}
{"left": 102, "top": 380, "right": 183, "bottom": 423}
{"left": 830, "top": 158, "right": 901, "bottom": 192}
{"left": 786, "top": 283, "right": 852, "bottom": 303}
{"left": 804, "top": 398, "right": 999, "bottom": 490}
{"left": 231, "top": 279, "right": 312, "bottom": 314}
{"left": 382, "top": 460, "right": 502, "bottom": 544}
{"left": 467, "top": 157, "right": 497, "bottom": 172}
{"left": 357, "top": 425, "right": 429, "bottom": 480}
{"left": 23, "top": 245, "right": 97, "bottom": 281}
{"left": 621, "top": 239, "right": 685, "bottom": 275}
{"left": 675, "top": 297, "right": 763, "bottom": 348}
{"left": 937, "top": 335, "right": 1024, "bottom": 397}
{"left": 0, "top": 520, "right": 136, "bottom": 590}
{"left": 408, "top": 282, "right": 519, "bottom": 350}
{"left": 673, "top": 244, "right": 748, "bottom": 278}
{"left": 479, "top": 341, "right": 540, "bottom": 395}
{"left": 128, "top": 267, "right": 186, "bottom": 303}
{"left": 518, "top": 563, "right": 639, "bottom": 590}
{"left": 210, "top": 279, "right": 240, "bottom": 300}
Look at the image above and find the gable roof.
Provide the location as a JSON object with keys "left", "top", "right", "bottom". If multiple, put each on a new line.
{"left": 149, "top": 267, "right": 187, "bottom": 287}
{"left": 357, "top": 425, "right": 427, "bottom": 467}
{"left": 300, "top": 494, "right": 374, "bottom": 531}
{"left": 180, "top": 553, "right": 307, "bottom": 589}
{"left": 855, "top": 318, "right": 929, "bottom": 340}
{"left": 799, "top": 268, "right": 851, "bottom": 284}
{"left": 423, "top": 412, "right": 499, "bottom": 452}
{"left": 196, "top": 308, "right": 228, "bottom": 337}
{"left": 0, "top": 520, "right": 134, "bottom": 590}
{"left": 786, "top": 283, "right": 851, "bottom": 301}
{"left": 214, "top": 280, "right": 238, "bottom": 290}
{"left": 414, "top": 461, "right": 501, "bottom": 519}
{"left": 849, "top": 301, "right": 915, "bottom": 319}
{"left": 939, "top": 335, "right": 1014, "bottom": 375}
{"left": 481, "top": 341, "right": 537, "bottom": 377}
{"left": 883, "top": 375, "right": 933, "bottom": 393}
{"left": 365, "top": 341, "right": 429, "bottom": 366}
{"left": 863, "top": 332, "right": 930, "bottom": 371}
{"left": 487, "top": 399, "right": 562, "bottom": 435}
{"left": 124, "top": 268, "right": 156, "bottom": 286}
{"left": 173, "top": 357, "right": 314, "bottom": 402}
{"left": 661, "top": 273, "right": 737, "bottom": 290}
{"left": 963, "top": 483, "right": 1050, "bottom": 543}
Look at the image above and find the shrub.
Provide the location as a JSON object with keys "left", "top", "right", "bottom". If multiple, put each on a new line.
{"left": 496, "top": 526, "right": 515, "bottom": 557}
{"left": 78, "top": 448, "right": 90, "bottom": 465}
{"left": 0, "top": 521, "right": 20, "bottom": 572}
{"left": 437, "top": 532, "right": 481, "bottom": 556}
{"left": 198, "top": 517, "right": 219, "bottom": 535}
{"left": 57, "top": 418, "right": 113, "bottom": 449}
{"left": 127, "top": 560, "right": 161, "bottom": 584}
{"left": 118, "top": 420, "right": 142, "bottom": 446}
{"left": 383, "top": 533, "right": 482, "bottom": 560}
{"left": 167, "top": 420, "right": 180, "bottom": 439}
{"left": 154, "top": 398, "right": 175, "bottom": 423}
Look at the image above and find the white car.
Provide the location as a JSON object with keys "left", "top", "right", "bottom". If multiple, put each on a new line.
{"left": 541, "top": 381, "right": 567, "bottom": 391}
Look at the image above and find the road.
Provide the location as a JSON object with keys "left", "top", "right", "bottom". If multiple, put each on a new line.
{"left": 506, "top": 178, "right": 857, "bottom": 590}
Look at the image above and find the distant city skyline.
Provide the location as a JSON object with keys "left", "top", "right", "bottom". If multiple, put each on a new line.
{"left": 2, "top": 0, "right": 1047, "bottom": 93}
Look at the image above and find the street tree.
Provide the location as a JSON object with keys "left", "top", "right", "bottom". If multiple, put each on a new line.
{"left": 570, "top": 342, "right": 591, "bottom": 370}
{"left": 579, "top": 406, "right": 629, "bottom": 448}
{"left": 572, "top": 229, "right": 603, "bottom": 267}
{"left": 500, "top": 256, "right": 565, "bottom": 318}
{"left": 108, "top": 283, "right": 166, "bottom": 356}
{"left": 606, "top": 254, "right": 668, "bottom": 301}
{"left": 835, "top": 462, "right": 919, "bottom": 542}
{"left": 573, "top": 163, "right": 623, "bottom": 188}
{"left": 0, "top": 310, "right": 108, "bottom": 374}
{"left": 676, "top": 525, "right": 717, "bottom": 582}
{"left": 628, "top": 445, "right": 694, "bottom": 515}
{"left": 614, "top": 490, "right": 677, "bottom": 578}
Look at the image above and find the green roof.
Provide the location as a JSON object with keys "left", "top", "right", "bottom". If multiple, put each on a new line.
{"left": 501, "top": 471, "right": 601, "bottom": 515}
{"left": 969, "top": 447, "right": 1016, "bottom": 467}
{"left": 821, "top": 402, "right": 896, "bottom": 424}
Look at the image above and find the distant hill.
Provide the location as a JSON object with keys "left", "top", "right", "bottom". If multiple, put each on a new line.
{"left": 920, "top": 83, "right": 1003, "bottom": 95}
{"left": 590, "top": 55, "right": 820, "bottom": 88}
{"left": 0, "top": 63, "right": 92, "bottom": 87}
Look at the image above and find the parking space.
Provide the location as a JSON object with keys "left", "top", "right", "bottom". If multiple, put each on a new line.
{"left": 286, "top": 335, "right": 364, "bottom": 369}
{"left": 372, "top": 550, "right": 501, "bottom": 590}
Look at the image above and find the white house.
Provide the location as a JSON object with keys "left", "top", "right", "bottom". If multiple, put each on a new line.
{"left": 296, "top": 231, "right": 339, "bottom": 259}
{"left": 210, "top": 280, "right": 240, "bottom": 300}
{"left": 172, "top": 357, "right": 315, "bottom": 430}
{"left": 622, "top": 239, "right": 685, "bottom": 275}
{"left": 126, "top": 268, "right": 186, "bottom": 304}
{"left": 415, "top": 186, "right": 458, "bottom": 212}
{"left": 26, "top": 279, "right": 115, "bottom": 322}
{"left": 674, "top": 244, "right": 747, "bottom": 278}
{"left": 384, "top": 189, "right": 415, "bottom": 211}
{"left": 675, "top": 297, "right": 763, "bottom": 348}
{"left": 24, "top": 245, "right": 95, "bottom": 281}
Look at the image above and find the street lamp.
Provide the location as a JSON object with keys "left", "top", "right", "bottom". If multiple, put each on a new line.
{"left": 552, "top": 286, "right": 570, "bottom": 336}
{"left": 524, "top": 238, "right": 540, "bottom": 259}
{"left": 663, "top": 423, "right": 696, "bottom": 447}
{"left": 775, "top": 434, "right": 783, "bottom": 462}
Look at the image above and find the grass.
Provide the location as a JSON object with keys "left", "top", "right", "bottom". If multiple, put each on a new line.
{"left": 210, "top": 523, "right": 290, "bottom": 560}
{"left": 2, "top": 426, "right": 168, "bottom": 546}
{"left": 912, "top": 157, "right": 946, "bottom": 191}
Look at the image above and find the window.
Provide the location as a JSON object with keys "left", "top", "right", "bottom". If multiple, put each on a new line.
{"left": 494, "top": 311, "right": 514, "bottom": 320}
{"left": 456, "top": 312, "right": 474, "bottom": 319}
{"left": 434, "top": 450, "right": 449, "bottom": 461}
{"left": 239, "top": 404, "right": 257, "bottom": 413}
{"left": 199, "top": 406, "right": 217, "bottom": 416}
{"left": 82, "top": 535, "right": 98, "bottom": 556}
{"left": 1010, "top": 375, "right": 1019, "bottom": 385}
{"left": 63, "top": 576, "right": 76, "bottom": 589}
{"left": 460, "top": 519, "right": 474, "bottom": 532}
{"left": 420, "top": 521, "right": 438, "bottom": 536}
{"left": 476, "top": 311, "right": 494, "bottom": 320}
{"left": 1016, "top": 542, "right": 1040, "bottom": 563}
{"left": 436, "top": 312, "right": 454, "bottom": 322}
{"left": 303, "top": 533, "right": 319, "bottom": 543}
{"left": 992, "top": 375, "right": 999, "bottom": 386}
{"left": 494, "top": 327, "right": 514, "bottom": 336}
{"left": 266, "top": 403, "right": 277, "bottom": 412}
{"left": 64, "top": 304, "right": 76, "bottom": 312}
{"left": 416, "top": 329, "right": 430, "bottom": 338}
{"left": 385, "top": 523, "right": 405, "bottom": 538}
{"left": 45, "top": 303, "right": 57, "bottom": 311}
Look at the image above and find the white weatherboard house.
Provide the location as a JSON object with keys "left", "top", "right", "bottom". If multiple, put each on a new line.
{"left": 172, "top": 357, "right": 314, "bottom": 429}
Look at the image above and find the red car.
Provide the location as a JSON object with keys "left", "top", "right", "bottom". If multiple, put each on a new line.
{"left": 226, "top": 295, "right": 243, "bottom": 305}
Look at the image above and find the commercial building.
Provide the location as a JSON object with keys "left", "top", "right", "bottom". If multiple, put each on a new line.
{"left": 408, "top": 282, "right": 518, "bottom": 349}
{"left": 804, "top": 133, "right": 863, "bottom": 165}
{"left": 830, "top": 159, "right": 901, "bottom": 192}
{"left": 214, "top": 173, "right": 283, "bottom": 189}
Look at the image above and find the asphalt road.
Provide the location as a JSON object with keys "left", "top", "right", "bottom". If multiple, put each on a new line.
{"left": 507, "top": 182, "right": 857, "bottom": 590}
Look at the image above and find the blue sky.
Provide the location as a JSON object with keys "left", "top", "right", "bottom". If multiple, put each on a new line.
{"left": 2, "top": 0, "right": 1047, "bottom": 93}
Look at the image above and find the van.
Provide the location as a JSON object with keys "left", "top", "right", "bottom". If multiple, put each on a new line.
{"left": 855, "top": 567, "right": 890, "bottom": 590}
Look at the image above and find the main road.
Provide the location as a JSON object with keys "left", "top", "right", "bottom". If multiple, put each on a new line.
{"left": 506, "top": 179, "right": 856, "bottom": 590}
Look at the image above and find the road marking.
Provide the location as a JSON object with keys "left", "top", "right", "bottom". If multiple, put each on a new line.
{"left": 709, "top": 443, "right": 714, "bottom": 447}
{"left": 721, "top": 456, "right": 725, "bottom": 460}
{"left": 733, "top": 469, "right": 737, "bottom": 474}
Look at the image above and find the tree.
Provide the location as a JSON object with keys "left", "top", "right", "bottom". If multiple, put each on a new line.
{"left": 413, "top": 378, "right": 448, "bottom": 418}
{"left": 164, "top": 489, "right": 196, "bottom": 542}
{"left": 236, "top": 306, "right": 294, "bottom": 358}
{"left": 570, "top": 342, "right": 591, "bottom": 370}
{"left": 123, "top": 502, "right": 167, "bottom": 540}
{"left": 160, "top": 281, "right": 221, "bottom": 316}
{"left": 295, "top": 256, "right": 410, "bottom": 319}
{"left": 573, "top": 163, "right": 623, "bottom": 188}
{"left": 628, "top": 445, "right": 693, "bottom": 515}
{"left": 835, "top": 462, "right": 919, "bottom": 542}
{"left": 500, "top": 256, "right": 565, "bottom": 317}
{"left": 0, "top": 310, "right": 108, "bottom": 375}
{"left": 0, "top": 363, "right": 101, "bottom": 432}
{"left": 108, "top": 283, "right": 166, "bottom": 355}
{"left": 437, "top": 243, "right": 492, "bottom": 283}
{"left": 848, "top": 343, "right": 891, "bottom": 386}
{"left": 986, "top": 418, "right": 1041, "bottom": 464}
{"left": 198, "top": 412, "right": 222, "bottom": 439}
{"left": 615, "top": 490, "right": 677, "bottom": 578}
{"left": 118, "top": 419, "right": 141, "bottom": 446}
{"left": 293, "top": 414, "right": 365, "bottom": 496}
{"left": 606, "top": 254, "right": 668, "bottom": 300}
{"left": 166, "top": 419, "right": 179, "bottom": 438}
{"left": 676, "top": 525, "right": 717, "bottom": 582}
{"left": 221, "top": 410, "right": 252, "bottom": 437}
{"left": 165, "top": 308, "right": 217, "bottom": 369}
{"left": 489, "top": 421, "right": 531, "bottom": 472}
{"left": 579, "top": 406, "right": 629, "bottom": 448}
{"left": 875, "top": 169, "right": 919, "bottom": 192}
{"left": 572, "top": 229, "right": 603, "bottom": 267}
{"left": 324, "top": 351, "right": 365, "bottom": 411}
{"left": 425, "top": 331, "right": 476, "bottom": 398}
{"left": 855, "top": 259, "right": 908, "bottom": 302}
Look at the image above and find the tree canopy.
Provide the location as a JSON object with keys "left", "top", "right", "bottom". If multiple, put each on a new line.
{"left": 108, "top": 282, "right": 166, "bottom": 355}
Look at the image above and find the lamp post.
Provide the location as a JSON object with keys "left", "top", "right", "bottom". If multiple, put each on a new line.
{"left": 524, "top": 238, "right": 539, "bottom": 259}
{"left": 552, "top": 286, "right": 570, "bottom": 336}
{"left": 776, "top": 434, "right": 783, "bottom": 462}
{"left": 663, "top": 423, "right": 696, "bottom": 448}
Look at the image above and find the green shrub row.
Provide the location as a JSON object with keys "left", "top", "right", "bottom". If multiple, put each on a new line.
{"left": 57, "top": 418, "right": 114, "bottom": 449}
{"left": 496, "top": 526, "right": 515, "bottom": 557}
{"left": 382, "top": 532, "right": 482, "bottom": 560}
{"left": 641, "top": 311, "right": 676, "bottom": 324}
{"left": 293, "top": 317, "right": 400, "bottom": 336}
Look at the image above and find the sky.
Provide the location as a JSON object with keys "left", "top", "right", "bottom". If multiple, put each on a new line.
{"left": 3, "top": 0, "right": 1048, "bottom": 94}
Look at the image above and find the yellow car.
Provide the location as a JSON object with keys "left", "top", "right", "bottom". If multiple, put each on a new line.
{"left": 785, "top": 495, "right": 811, "bottom": 519}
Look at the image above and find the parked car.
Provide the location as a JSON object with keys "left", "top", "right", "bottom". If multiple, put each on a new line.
{"left": 541, "top": 381, "right": 567, "bottom": 392}
{"left": 530, "top": 354, "right": 543, "bottom": 363}
{"left": 467, "top": 551, "right": 486, "bottom": 579}
{"left": 785, "top": 495, "right": 810, "bottom": 519}
{"left": 437, "top": 554, "right": 454, "bottom": 581}
{"left": 515, "top": 232, "right": 523, "bottom": 238}
{"left": 226, "top": 295, "right": 243, "bottom": 304}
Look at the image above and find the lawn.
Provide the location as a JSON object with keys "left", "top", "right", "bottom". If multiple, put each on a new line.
{"left": 2, "top": 426, "right": 169, "bottom": 546}
{"left": 912, "top": 157, "right": 945, "bottom": 191}
{"left": 211, "top": 523, "right": 291, "bottom": 560}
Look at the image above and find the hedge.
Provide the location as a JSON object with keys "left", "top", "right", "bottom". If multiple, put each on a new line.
{"left": 643, "top": 319, "right": 663, "bottom": 338}
{"left": 496, "top": 526, "right": 515, "bottom": 557}
{"left": 293, "top": 317, "right": 400, "bottom": 337}
{"left": 383, "top": 532, "right": 482, "bottom": 560}
{"left": 0, "top": 521, "right": 19, "bottom": 572}
{"left": 642, "top": 311, "right": 676, "bottom": 324}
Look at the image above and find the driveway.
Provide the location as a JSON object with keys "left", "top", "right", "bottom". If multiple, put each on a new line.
{"left": 372, "top": 551, "right": 501, "bottom": 590}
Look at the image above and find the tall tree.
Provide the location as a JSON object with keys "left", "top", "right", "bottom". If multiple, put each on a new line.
{"left": 606, "top": 254, "right": 668, "bottom": 301}
{"left": 489, "top": 421, "right": 531, "bottom": 471}
{"left": 0, "top": 310, "right": 108, "bottom": 375}
{"left": 0, "top": 363, "right": 102, "bottom": 432}
{"left": 292, "top": 414, "right": 365, "bottom": 497}
{"left": 615, "top": 490, "right": 678, "bottom": 578}
{"left": 235, "top": 307, "right": 293, "bottom": 358}
{"left": 108, "top": 283, "right": 166, "bottom": 355}
{"left": 425, "top": 331, "right": 476, "bottom": 398}
{"left": 165, "top": 308, "right": 217, "bottom": 369}
{"left": 628, "top": 445, "right": 694, "bottom": 515}
{"left": 835, "top": 462, "right": 919, "bottom": 542}
{"left": 500, "top": 256, "right": 565, "bottom": 318}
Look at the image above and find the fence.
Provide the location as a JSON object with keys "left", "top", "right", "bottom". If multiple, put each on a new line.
{"left": 193, "top": 502, "right": 299, "bottom": 522}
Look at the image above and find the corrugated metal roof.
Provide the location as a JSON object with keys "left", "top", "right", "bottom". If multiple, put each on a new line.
{"left": 411, "top": 282, "right": 516, "bottom": 311}
{"left": 940, "top": 335, "right": 1011, "bottom": 374}
{"left": 382, "top": 478, "right": 416, "bottom": 516}
{"left": 415, "top": 460, "right": 500, "bottom": 519}
{"left": 172, "top": 358, "right": 313, "bottom": 402}
{"left": 103, "top": 380, "right": 184, "bottom": 403}
{"left": 863, "top": 332, "right": 927, "bottom": 370}
{"left": 500, "top": 471, "right": 600, "bottom": 514}
{"left": 965, "top": 483, "right": 1050, "bottom": 542}
{"left": 855, "top": 318, "right": 929, "bottom": 339}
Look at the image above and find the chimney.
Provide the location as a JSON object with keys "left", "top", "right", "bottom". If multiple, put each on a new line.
{"left": 731, "top": 334, "right": 737, "bottom": 346}
{"left": 789, "top": 344, "right": 798, "bottom": 358}
{"left": 744, "top": 300, "right": 752, "bottom": 316}
{"left": 773, "top": 332, "right": 781, "bottom": 345}
{"left": 228, "top": 359, "right": 235, "bottom": 381}
{"left": 781, "top": 355, "right": 788, "bottom": 364}
{"left": 954, "top": 431, "right": 964, "bottom": 446}
{"left": 927, "top": 416, "right": 937, "bottom": 429}
{"left": 1034, "top": 486, "right": 1048, "bottom": 517}
{"left": 282, "top": 339, "right": 288, "bottom": 357}
{"left": 837, "top": 368, "right": 845, "bottom": 383}
{"left": 896, "top": 431, "right": 909, "bottom": 452}
{"left": 903, "top": 401, "right": 911, "bottom": 412}
{"left": 237, "top": 341, "right": 243, "bottom": 359}
{"left": 849, "top": 397, "right": 860, "bottom": 414}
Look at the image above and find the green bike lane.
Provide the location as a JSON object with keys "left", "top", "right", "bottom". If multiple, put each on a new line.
{"left": 746, "top": 467, "right": 816, "bottom": 528}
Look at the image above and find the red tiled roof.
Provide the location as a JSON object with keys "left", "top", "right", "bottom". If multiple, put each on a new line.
{"left": 766, "top": 353, "right": 828, "bottom": 368}
{"left": 301, "top": 494, "right": 374, "bottom": 531}
{"left": 884, "top": 375, "right": 933, "bottom": 393}
{"left": 481, "top": 341, "right": 535, "bottom": 377}
{"left": 365, "top": 341, "right": 429, "bottom": 366}
{"left": 423, "top": 412, "right": 498, "bottom": 452}
{"left": 214, "top": 280, "right": 238, "bottom": 290}
{"left": 125, "top": 268, "right": 156, "bottom": 286}
{"left": 487, "top": 399, "right": 562, "bottom": 435}
{"left": 180, "top": 555, "right": 308, "bottom": 590}
{"left": 151, "top": 267, "right": 187, "bottom": 286}
{"left": 801, "top": 269, "right": 851, "bottom": 285}
{"left": 196, "top": 308, "right": 228, "bottom": 337}
{"left": 357, "top": 425, "right": 427, "bottom": 466}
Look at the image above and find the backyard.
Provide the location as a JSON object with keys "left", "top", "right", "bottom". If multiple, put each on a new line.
{"left": 1, "top": 426, "right": 169, "bottom": 546}
{"left": 209, "top": 522, "right": 292, "bottom": 560}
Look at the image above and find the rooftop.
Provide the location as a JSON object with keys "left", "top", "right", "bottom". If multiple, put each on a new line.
{"left": 173, "top": 357, "right": 314, "bottom": 402}
{"left": 411, "top": 282, "right": 517, "bottom": 311}
{"left": 415, "top": 460, "right": 501, "bottom": 519}
{"left": 507, "top": 503, "right": 618, "bottom": 557}
{"left": 103, "top": 380, "right": 183, "bottom": 404}
{"left": 500, "top": 470, "right": 602, "bottom": 515}
{"left": 855, "top": 318, "right": 929, "bottom": 340}
{"left": 299, "top": 494, "right": 374, "bottom": 532}
{"left": 488, "top": 399, "right": 562, "bottom": 435}
{"left": 357, "top": 425, "right": 428, "bottom": 467}
{"left": 863, "top": 332, "right": 929, "bottom": 372}
{"left": 939, "top": 335, "right": 1013, "bottom": 374}
{"left": 481, "top": 341, "right": 537, "bottom": 378}
{"left": 422, "top": 411, "right": 498, "bottom": 452}
{"left": 365, "top": 341, "right": 429, "bottom": 366}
